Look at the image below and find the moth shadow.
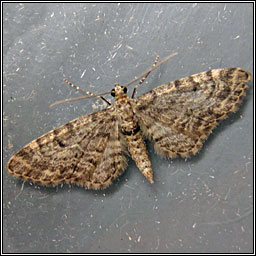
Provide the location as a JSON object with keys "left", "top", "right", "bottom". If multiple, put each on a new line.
{"left": 13, "top": 179, "right": 65, "bottom": 195}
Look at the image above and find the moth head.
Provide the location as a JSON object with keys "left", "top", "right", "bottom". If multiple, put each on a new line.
{"left": 111, "top": 83, "right": 128, "bottom": 97}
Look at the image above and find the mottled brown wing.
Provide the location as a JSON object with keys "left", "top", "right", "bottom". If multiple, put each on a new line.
{"left": 7, "top": 106, "right": 127, "bottom": 189}
{"left": 134, "top": 68, "right": 251, "bottom": 158}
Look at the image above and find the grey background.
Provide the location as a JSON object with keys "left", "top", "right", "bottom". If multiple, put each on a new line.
{"left": 3, "top": 3, "right": 253, "bottom": 253}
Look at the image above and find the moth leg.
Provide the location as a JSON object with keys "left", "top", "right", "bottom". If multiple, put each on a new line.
{"left": 131, "top": 56, "right": 159, "bottom": 98}
{"left": 64, "top": 78, "right": 111, "bottom": 105}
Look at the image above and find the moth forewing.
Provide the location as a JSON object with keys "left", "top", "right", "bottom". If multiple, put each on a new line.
{"left": 6, "top": 53, "right": 251, "bottom": 190}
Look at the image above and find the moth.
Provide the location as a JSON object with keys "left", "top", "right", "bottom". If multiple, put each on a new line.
{"left": 6, "top": 53, "right": 251, "bottom": 189}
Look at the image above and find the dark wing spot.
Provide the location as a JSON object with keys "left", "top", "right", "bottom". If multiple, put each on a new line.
{"left": 206, "top": 70, "right": 213, "bottom": 78}
{"left": 174, "top": 80, "right": 181, "bottom": 87}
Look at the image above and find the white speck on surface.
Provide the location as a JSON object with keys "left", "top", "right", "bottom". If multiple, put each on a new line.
{"left": 81, "top": 69, "right": 86, "bottom": 78}
{"left": 112, "top": 52, "right": 117, "bottom": 59}
{"left": 126, "top": 45, "right": 133, "bottom": 50}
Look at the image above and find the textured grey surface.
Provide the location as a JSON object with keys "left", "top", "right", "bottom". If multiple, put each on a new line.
{"left": 3, "top": 3, "right": 253, "bottom": 253}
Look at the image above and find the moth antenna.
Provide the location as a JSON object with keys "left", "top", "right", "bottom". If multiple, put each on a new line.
{"left": 123, "top": 52, "right": 178, "bottom": 88}
{"left": 50, "top": 91, "right": 111, "bottom": 108}
{"left": 64, "top": 79, "right": 111, "bottom": 106}
{"left": 131, "top": 55, "right": 159, "bottom": 98}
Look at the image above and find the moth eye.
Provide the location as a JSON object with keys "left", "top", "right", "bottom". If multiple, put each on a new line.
{"left": 111, "top": 89, "right": 115, "bottom": 97}
{"left": 121, "top": 86, "right": 127, "bottom": 94}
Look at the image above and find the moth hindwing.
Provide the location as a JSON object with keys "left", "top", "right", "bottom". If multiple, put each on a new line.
{"left": 7, "top": 55, "right": 251, "bottom": 189}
